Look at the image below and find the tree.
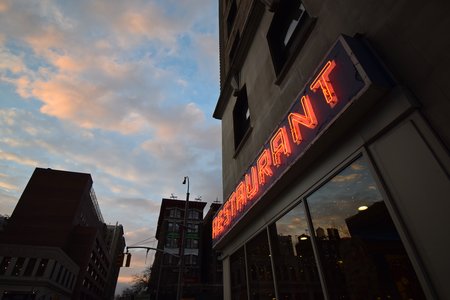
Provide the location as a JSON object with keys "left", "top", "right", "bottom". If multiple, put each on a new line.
{"left": 116, "top": 266, "right": 151, "bottom": 298}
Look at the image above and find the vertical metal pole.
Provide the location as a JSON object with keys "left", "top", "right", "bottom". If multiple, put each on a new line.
{"left": 303, "top": 199, "right": 330, "bottom": 300}
{"left": 156, "top": 253, "right": 163, "bottom": 300}
{"left": 176, "top": 177, "right": 190, "bottom": 300}
{"left": 266, "top": 226, "right": 279, "bottom": 300}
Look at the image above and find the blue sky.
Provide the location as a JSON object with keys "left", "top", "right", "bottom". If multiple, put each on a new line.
{"left": 0, "top": 0, "right": 221, "bottom": 293}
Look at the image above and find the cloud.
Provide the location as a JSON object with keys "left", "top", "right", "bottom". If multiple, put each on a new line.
{"left": 331, "top": 173, "right": 362, "bottom": 183}
{"left": 0, "top": 180, "right": 18, "bottom": 191}
{"left": 0, "top": 1, "right": 221, "bottom": 294}
{"left": 0, "top": 0, "right": 219, "bottom": 136}
{"left": 0, "top": 150, "right": 39, "bottom": 167}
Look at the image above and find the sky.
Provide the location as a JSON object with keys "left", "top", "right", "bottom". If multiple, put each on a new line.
{"left": 0, "top": 0, "right": 221, "bottom": 294}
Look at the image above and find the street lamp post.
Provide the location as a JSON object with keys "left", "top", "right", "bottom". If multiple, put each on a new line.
{"left": 176, "top": 176, "right": 190, "bottom": 300}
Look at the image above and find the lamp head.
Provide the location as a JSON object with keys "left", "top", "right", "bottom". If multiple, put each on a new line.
{"left": 182, "top": 176, "right": 187, "bottom": 184}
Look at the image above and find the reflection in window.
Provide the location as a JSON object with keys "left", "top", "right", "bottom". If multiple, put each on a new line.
{"left": 0, "top": 256, "right": 11, "bottom": 275}
{"left": 12, "top": 257, "right": 25, "bottom": 276}
{"left": 306, "top": 156, "right": 425, "bottom": 299}
{"left": 246, "top": 230, "right": 276, "bottom": 300}
{"left": 36, "top": 258, "right": 49, "bottom": 277}
{"left": 24, "top": 258, "right": 37, "bottom": 276}
{"left": 269, "top": 202, "right": 324, "bottom": 300}
{"left": 230, "top": 247, "right": 247, "bottom": 300}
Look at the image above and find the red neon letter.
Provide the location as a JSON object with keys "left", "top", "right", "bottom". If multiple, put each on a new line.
{"left": 288, "top": 95, "right": 318, "bottom": 145}
{"left": 310, "top": 60, "right": 338, "bottom": 107}
{"left": 245, "top": 166, "right": 259, "bottom": 200}
{"left": 257, "top": 149, "right": 273, "bottom": 185}
{"left": 228, "top": 192, "right": 236, "bottom": 219}
{"left": 212, "top": 218, "right": 217, "bottom": 238}
{"left": 270, "top": 126, "right": 292, "bottom": 167}
{"left": 223, "top": 201, "right": 231, "bottom": 227}
{"left": 213, "top": 213, "right": 221, "bottom": 238}
{"left": 235, "top": 181, "right": 247, "bottom": 212}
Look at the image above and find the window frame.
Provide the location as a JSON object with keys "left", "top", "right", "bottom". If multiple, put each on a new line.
{"left": 266, "top": 0, "right": 315, "bottom": 83}
{"left": 227, "top": 149, "right": 429, "bottom": 300}
{"left": 233, "top": 85, "right": 252, "bottom": 152}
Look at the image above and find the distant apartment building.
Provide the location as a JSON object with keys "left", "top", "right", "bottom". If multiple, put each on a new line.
{"left": 0, "top": 168, "right": 125, "bottom": 300}
{"left": 200, "top": 202, "right": 223, "bottom": 299}
{"left": 148, "top": 198, "right": 223, "bottom": 300}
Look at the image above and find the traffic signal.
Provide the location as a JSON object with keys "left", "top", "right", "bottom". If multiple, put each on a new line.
{"left": 125, "top": 253, "right": 132, "bottom": 267}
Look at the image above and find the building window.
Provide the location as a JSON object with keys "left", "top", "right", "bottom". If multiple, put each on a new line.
{"left": 12, "top": 257, "right": 25, "bottom": 276}
{"left": 233, "top": 85, "right": 251, "bottom": 149}
{"left": 228, "top": 155, "right": 427, "bottom": 299}
{"left": 23, "top": 258, "right": 37, "bottom": 276}
{"left": 187, "top": 223, "right": 199, "bottom": 233}
{"left": 36, "top": 258, "right": 49, "bottom": 277}
{"left": 165, "top": 238, "right": 179, "bottom": 248}
{"left": 188, "top": 209, "right": 200, "bottom": 220}
{"left": 168, "top": 222, "right": 180, "bottom": 233}
{"left": 246, "top": 231, "right": 276, "bottom": 299}
{"left": 305, "top": 156, "right": 426, "bottom": 299}
{"left": 268, "top": 202, "right": 324, "bottom": 298}
{"left": 230, "top": 247, "right": 247, "bottom": 300}
{"left": 226, "top": 0, "right": 237, "bottom": 36}
{"left": 0, "top": 256, "right": 12, "bottom": 275}
{"left": 186, "top": 239, "right": 199, "bottom": 249}
{"left": 229, "top": 31, "right": 240, "bottom": 62}
{"left": 185, "top": 254, "right": 198, "bottom": 265}
{"left": 169, "top": 208, "right": 182, "bottom": 218}
{"left": 267, "top": 0, "right": 313, "bottom": 76}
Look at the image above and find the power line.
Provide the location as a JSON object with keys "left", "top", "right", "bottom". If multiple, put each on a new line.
{"left": 128, "top": 236, "right": 156, "bottom": 247}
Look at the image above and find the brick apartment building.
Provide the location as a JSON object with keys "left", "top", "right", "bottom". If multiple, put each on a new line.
{"left": 0, "top": 168, "right": 125, "bottom": 299}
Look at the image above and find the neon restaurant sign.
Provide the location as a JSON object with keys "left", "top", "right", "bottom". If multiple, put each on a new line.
{"left": 213, "top": 35, "right": 391, "bottom": 245}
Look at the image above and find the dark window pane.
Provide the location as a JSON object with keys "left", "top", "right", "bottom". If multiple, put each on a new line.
{"left": 227, "top": 0, "right": 237, "bottom": 35}
{"left": 269, "top": 202, "right": 324, "bottom": 300}
{"left": 0, "top": 256, "right": 12, "bottom": 275}
{"left": 36, "top": 258, "right": 49, "bottom": 277}
{"left": 230, "top": 247, "right": 247, "bottom": 300}
{"left": 246, "top": 230, "right": 276, "bottom": 300}
{"left": 267, "top": 0, "right": 311, "bottom": 75}
{"left": 233, "top": 85, "right": 250, "bottom": 148}
{"left": 23, "top": 258, "right": 37, "bottom": 276}
{"left": 306, "top": 156, "right": 426, "bottom": 300}
{"left": 12, "top": 257, "right": 25, "bottom": 276}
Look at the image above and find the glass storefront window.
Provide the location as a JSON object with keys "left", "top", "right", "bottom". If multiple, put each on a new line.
{"left": 306, "top": 156, "right": 425, "bottom": 299}
{"left": 230, "top": 247, "right": 248, "bottom": 300}
{"left": 246, "top": 230, "right": 276, "bottom": 300}
{"left": 269, "top": 202, "right": 324, "bottom": 300}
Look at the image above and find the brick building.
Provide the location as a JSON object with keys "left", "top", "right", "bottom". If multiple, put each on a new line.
{"left": 0, "top": 168, "right": 125, "bottom": 299}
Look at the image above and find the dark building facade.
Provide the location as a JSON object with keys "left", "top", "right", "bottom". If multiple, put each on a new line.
{"left": 200, "top": 202, "right": 223, "bottom": 299}
{"left": 148, "top": 198, "right": 223, "bottom": 300}
{"left": 0, "top": 168, "right": 125, "bottom": 299}
{"left": 213, "top": 1, "right": 450, "bottom": 300}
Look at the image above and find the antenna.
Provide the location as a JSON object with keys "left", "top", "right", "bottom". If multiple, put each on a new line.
{"left": 194, "top": 196, "right": 202, "bottom": 201}
{"left": 170, "top": 193, "right": 178, "bottom": 199}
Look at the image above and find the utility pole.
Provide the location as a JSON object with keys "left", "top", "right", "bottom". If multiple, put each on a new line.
{"left": 176, "top": 176, "right": 190, "bottom": 300}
